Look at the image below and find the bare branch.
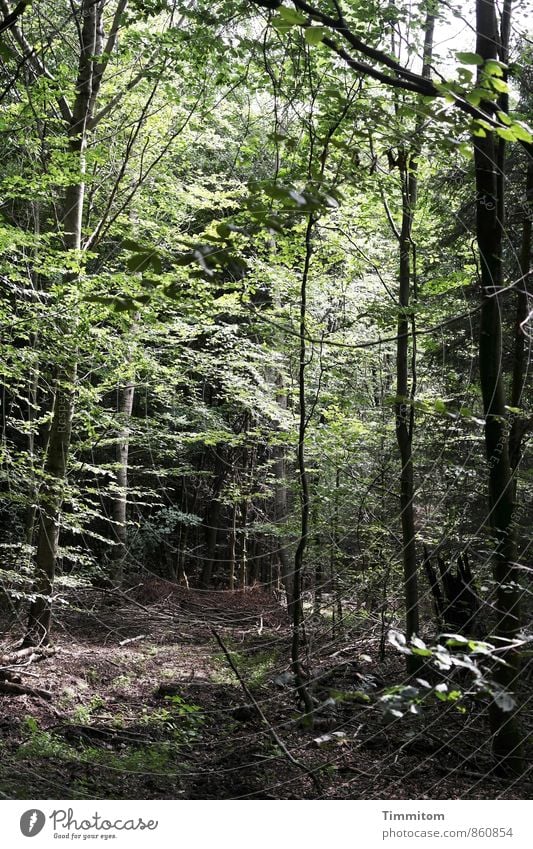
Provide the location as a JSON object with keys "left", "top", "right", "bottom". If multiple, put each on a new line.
{"left": 0, "top": 0, "right": 30, "bottom": 34}
{"left": 212, "top": 628, "right": 322, "bottom": 792}
{"left": 0, "top": 0, "right": 73, "bottom": 121}
{"left": 89, "top": 63, "right": 150, "bottom": 129}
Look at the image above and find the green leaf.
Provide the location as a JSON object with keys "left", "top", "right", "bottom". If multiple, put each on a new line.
{"left": 113, "top": 296, "right": 140, "bottom": 312}
{"left": 304, "top": 26, "right": 325, "bottom": 46}
{"left": 457, "top": 68, "right": 473, "bottom": 84}
{"left": 216, "top": 223, "right": 232, "bottom": 238}
{"left": 489, "top": 77, "right": 508, "bottom": 93}
{"left": 484, "top": 59, "right": 505, "bottom": 77}
{"left": 272, "top": 16, "right": 293, "bottom": 34}
{"left": 121, "top": 238, "right": 145, "bottom": 251}
{"left": 127, "top": 252, "right": 153, "bottom": 273}
{"left": 511, "top": 122, "right": 533, "bottom": 143}
{"left": 277, "top": 6, "right": 307, "bottom": 25}
{"left": 496, "top": 126, "right": 516, "bottom": 141}
{"left": 456, "top": 52, "right": 484, "bottom": 66}
{"left": 466, "top": 88, "right": 489, "bottom": 107}
{"left": 126, "top": 251, "right": 161, "bottom": 274}
{"left": 411, "top": 647, "right": 432, "bottom": 657}
{"left": 496, "top": 111, "right": 513, "bottom": 126}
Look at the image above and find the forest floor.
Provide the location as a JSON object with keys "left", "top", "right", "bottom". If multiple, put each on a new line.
{"left": 0, "top": 578, "right": 531, "bottom": 800}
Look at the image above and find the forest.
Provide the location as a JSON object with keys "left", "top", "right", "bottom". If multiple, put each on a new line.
{"left": 0, "top": 0, "right": 531, "bottom": 802}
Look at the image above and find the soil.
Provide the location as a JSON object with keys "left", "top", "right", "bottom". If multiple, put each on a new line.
{"left": 0, "top": 579, "right": 531, "bottom": 800}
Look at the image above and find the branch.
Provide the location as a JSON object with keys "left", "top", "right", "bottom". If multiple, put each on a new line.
{"left": 321, "top": 33, "right": 429, "bottom": 95}
{"left": 0, "top": 645, "right": 56, "bottom": 667}
{"left": 91, "top": 0, "right": 129, "bottom": 100}
{"left": 253, "top": 0, "right": 533, "bottom": 156}
{"left": 212, "top": 628, "right": 322, "bottom": 792}
{"left": 0, "top": 0, "right": 73, "bottom": 121}
{"left": 0, "top": 0, "right": 29, "bottom": 34}
{"left": 102, "top": 0, "right": 128, "bottom": 61}
{"left": 0, "top": 680, "right": 53, "bottom": 700}
{"left": 89, "top": 64, "right": 149, "bottom": 129}
{"left": 292, "top": 0, "right": 435, "bottom": 90}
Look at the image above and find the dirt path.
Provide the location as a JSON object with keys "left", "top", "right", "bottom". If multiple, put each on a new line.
{"left": 0, "top": 581, "right": 531, "bottom": 800}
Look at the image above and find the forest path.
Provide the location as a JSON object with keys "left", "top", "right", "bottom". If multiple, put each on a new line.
{"left": 0, "top": 580, "right": 301, "bottom": 799}
{"left": 0, "top": 580, "right": 530, "bottom": 800}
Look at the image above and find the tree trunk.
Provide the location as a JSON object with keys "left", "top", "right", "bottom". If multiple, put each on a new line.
{"left": 393, "top": 11, "right": 434, "bottom": 672}
{"left": 473, "top": 0, "right": 524, "bottom": 775}
{"left": 509, "top": 158, "right": 532, "bottom": 475}
{"left": 238, "top": 496, "right": 248, "bottom": 590}
{"left": 292, "top": 214, "right": 315, "bottom": 718}
{"left": 273, "top": 381, "right": 294, "bottom": 612}
{"left": 331, "top": 467, "right": 343, "bottom": 633}
{"left": 312, "top": 474, "right": 322, "bottom": 616}
{"left": 199, "top": 454, "right": 225, "bottom": 589}
{"left": 228, "top": 500, "right": 237, "bottom": 591}
{"left": 25, "top": 0, "right": 103, "bottom": 645}
{"left": 110, "top": 377, "right": 135, "bottom": 584}
{"left": 395, "top": 188, "right": 419, "bottom": 649}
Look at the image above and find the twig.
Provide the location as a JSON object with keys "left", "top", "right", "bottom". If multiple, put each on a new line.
{"left": 211, "top": 628, "right": 322, "bottom": 793}
{"left": 119, "top": 634, "right": 147, "bottom": 647}
{"left": 0, "top": 646, "right": 56, "bottom": 667}
{"left": 0, "top": 680, "right": 52, "bottom": 700}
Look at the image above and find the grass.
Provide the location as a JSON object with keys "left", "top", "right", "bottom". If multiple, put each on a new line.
{"left": 212, "top": 643, "right": 283, "bottom": 687}
{"left": 5, "top": 713, "right": 190, "bottom": 798}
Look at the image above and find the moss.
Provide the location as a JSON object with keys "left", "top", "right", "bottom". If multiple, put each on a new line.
{"left": 212, "top": 644, "right": 282, "bottom": 687}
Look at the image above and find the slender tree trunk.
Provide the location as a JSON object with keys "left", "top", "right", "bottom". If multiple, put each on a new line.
{"left": 392, "top": 12, "right": 434, "bottom": 672}
{"left": 292, "top": 214, "right": 315, "bottom": 717}
{"left": 395, "top": 162, "right": 419, "bottom": 651}
{"left": 473, "top": 0, "right": 524, "bottom": 775}
{"left": 25, "top": 0, "right": 103, "bottom": 645}
{"left": 24, "top": 202, "right": 43, "bottom": 550}
{"left": 110, "top": 377, "right": 135, "bottom": 584}
{"left": 330, "top": 467, "right": 343, "bottom": 633}
{"left": 509, "top": 158, "right": 532, "bottom": 475}
{"left": 23, "top": 339, "right": 40, "bottom": 549}
{"left": 199, "top": 454, "right": 225, "bottom": 589}
{"left": 238, "top": 434, "right": 252, "bottom": 589}
{"left": 312, "top": 474, "right": 322, "bottom": 616}
{"left": 238, "top": 496, "right": 248, "bottom": 590}
{"left": 273, "top": 380, "right": 294, "bottom": 612}
{"left": 229, "top": 500, "right": 237, "bottom": 591}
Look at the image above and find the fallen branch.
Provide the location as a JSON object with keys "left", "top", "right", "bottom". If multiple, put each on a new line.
{"left": 54, "top": 723, "right": 153, "bottom": 747}
{"left": 119, "top": 634, "right": 147, "bottom": 647}
{"left": 0, "top": 680, "right": 52, "bottom": 700}
{"left": 0, "top": 646, "right": 56, "bottom": 667}
{"left": 211, "top": 628, "right": 322, "bottom": 793}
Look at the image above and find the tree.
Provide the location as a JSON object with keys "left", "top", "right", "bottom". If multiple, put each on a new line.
{"left": 472, "top": 0, "right": 524, "bottom": 775}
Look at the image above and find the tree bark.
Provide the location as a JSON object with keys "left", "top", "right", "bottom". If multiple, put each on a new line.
{"left": 393, "top": 12, "right": 434, "bottom": 670}
{"left": 292, "top": 214, "right": 315, "bottom": 718}
{"left": 199, "top": 452, "right": 225, "bottom": 589}
{"left": 509, "top": 158, "right": 532, "bottom": 475}
{"left": 473, "top": 0, "right": 524, "bottom": 775}
{"left": 25, "top": 1, "right": 104, "bottom": 645}
{"left": 395, "top": 156, "right": 420, "bottom": 653}
{"left": 110, "top": 377, "right": 135, "bottom": 584}
{"left": 273, "top": 380, "right": 294, "bottom": 611}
